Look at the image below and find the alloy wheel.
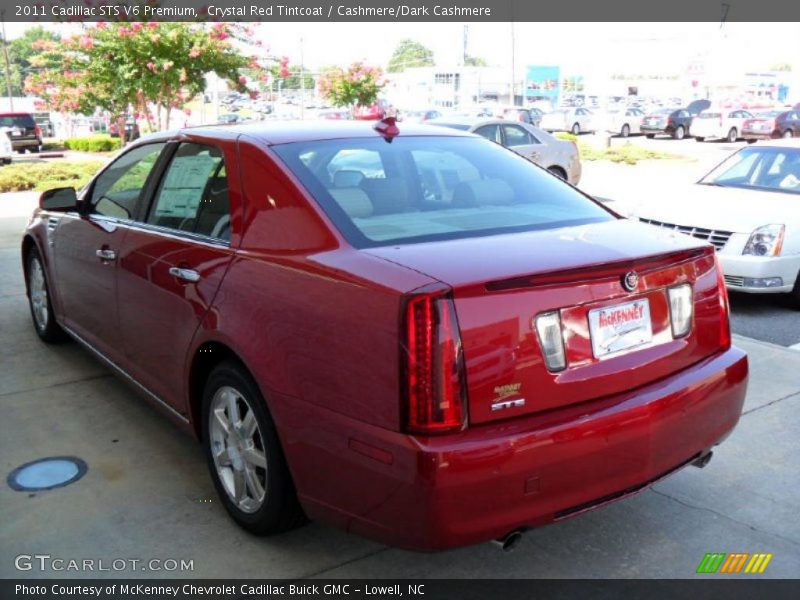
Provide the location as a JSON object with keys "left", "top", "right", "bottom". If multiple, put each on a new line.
{"left": 209, "top": 385, "right": 267, "bottom": 513}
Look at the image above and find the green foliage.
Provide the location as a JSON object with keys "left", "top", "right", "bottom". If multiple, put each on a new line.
{"left": 387, "top": 39, "right": 435, "bottom": 73}
{"left": 25, "top": 23, "right": 259, "bottom": 130}
{"left": 0, "top": 161, "right": 104, "bottom": 193}
{"left": 554, "top": 133, "right": 678, "bottom": 164}
{"left": 64, "top": 136, "right": 122, "bottom": 152}
{"left": 1, "top": 27, "right": 60, "bottom": 96}
{"left": 464, "top": 55, "right": 488, "bottom": 67}
{"left": 318, "top": 63, "right": 385, "bottom": 110}
{"left": 280, "top": 66, "right": 315, "bottom": 91}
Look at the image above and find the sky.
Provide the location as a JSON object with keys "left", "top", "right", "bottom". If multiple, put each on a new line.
{"left": 4, "top": 21, "right": 800, "bottom": 78}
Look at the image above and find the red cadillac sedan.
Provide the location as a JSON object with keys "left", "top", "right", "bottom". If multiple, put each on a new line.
{"left": 22, "top": 119, "right": 748, "bottom": 551}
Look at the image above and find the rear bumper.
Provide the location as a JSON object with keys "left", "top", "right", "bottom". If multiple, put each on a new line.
{"left": 640, "top": 125, "right": 667, "bottom": 135}
{"left": 10, "top": 138, "right": 40, "bottom": 149}
{"left": 743, "top": 131, "right": 777, "bottom": 140}
{"left": 289, "top": 346, "right": 748, "bottom": 551}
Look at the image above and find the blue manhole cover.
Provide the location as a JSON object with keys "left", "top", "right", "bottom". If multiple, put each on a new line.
{"left": 7, "top": 457, "right": 87, "bottom": 491}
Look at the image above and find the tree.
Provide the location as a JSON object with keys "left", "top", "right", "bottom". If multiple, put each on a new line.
{"left": 280, "top": 66, "right": 315, "bottom": 91}
{"left": 318, "top": 63, "right": 385, "bottom": 113}
{"left": 1, "top": 27, "right": 60, "bottom": 96}
{"left": 26, "top": 23, "right": 265, "bottom": 131}
{"left": 387, "top": 39, "right": 434, "bottom": 73}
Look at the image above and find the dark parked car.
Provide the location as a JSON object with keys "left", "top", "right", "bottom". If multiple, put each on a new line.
{"left": 0, "top": 112, "right": 42, "bottom": 153}
{"left": 108, "top": 119, "right": 141, "bottom": 142}
{"left": 23, "top": 120, "right": 747, "bottom": 551}
{"left": 742, "top": 109, "right": 800, "bottom": 140}
{"left": 640, "top": 99, "right": 711, "bottom": 140}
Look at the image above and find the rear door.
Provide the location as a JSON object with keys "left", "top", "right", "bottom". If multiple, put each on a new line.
{"left": 116, "top": 139, "right": 239, "bottom": 412}
{"left": 500, "top": 123, "right": 543, "bottom": 164}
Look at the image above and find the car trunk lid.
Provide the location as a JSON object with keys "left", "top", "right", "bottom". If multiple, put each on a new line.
{"left": 368, "top": 219, "right": 728, "bottom": 425}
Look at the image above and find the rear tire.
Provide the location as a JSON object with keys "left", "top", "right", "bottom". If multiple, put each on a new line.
{"left": 571, "top": 122, "right": 580, "bottom": 135}
{"left": 790, "top": 274, "right": 800, "bottom": 310}
{"left": 673, "top": 126, "right": 685, "bottom": 140}
{"left": 25, "top": 246, "right": 66, "bottom": 343}
{"left": 201, "top": 361, "right": 305, "bottom": 535}
{"left": 620, "top": 124, "right": 630, "bottom": 138}
{"left": 645, "top": 134, "right": 655, "bottom": 139}
{"left": 547, "top": 166, "right": 567, "bottom": 181}
{"left": 783, "top": 130, "right": 794, "bottom": 139}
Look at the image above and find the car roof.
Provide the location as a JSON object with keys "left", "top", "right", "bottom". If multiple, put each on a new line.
{"left": 130, "top": 119, "right": 475, "bottom": 147}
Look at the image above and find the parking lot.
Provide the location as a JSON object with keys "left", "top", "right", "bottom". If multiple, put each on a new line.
{"left": 2, "top": 141, "right": 800, "bottom": 578}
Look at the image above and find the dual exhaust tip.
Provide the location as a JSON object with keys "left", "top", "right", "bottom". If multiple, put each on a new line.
{"left": 490, "top": 452, "right": 714, "bottom": 553}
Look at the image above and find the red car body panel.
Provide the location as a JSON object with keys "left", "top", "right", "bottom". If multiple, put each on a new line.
{"left": 22, "top": 122, "right": 748, "bottom": 551}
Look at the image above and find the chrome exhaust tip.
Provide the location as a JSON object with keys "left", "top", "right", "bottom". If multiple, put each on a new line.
{"left": 491, "top": 530, "right": 524, "bottom": 552}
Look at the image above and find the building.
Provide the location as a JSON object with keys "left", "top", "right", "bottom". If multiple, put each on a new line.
{"left": 386, "top": 66, "right": 514, "bottom": 109}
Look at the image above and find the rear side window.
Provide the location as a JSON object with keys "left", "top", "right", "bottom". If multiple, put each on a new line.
{"left": 502, "top": 125, "right": 532, "bottom": 146}
{"left": 0, "top": 114, "right": 35, "bottom": 128}
{"left": 273, "top": 136, "right": 612, "bottom": 247}
{"left": 147, "top": 143, "right": 231, "bottom": 241}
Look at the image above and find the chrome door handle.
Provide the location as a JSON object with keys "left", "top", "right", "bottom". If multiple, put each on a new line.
{"left": 95, "top": 249, "right": 116, "bottom": 261}
{"left": 169, "top": 267, "right": 200, "bottom": 283}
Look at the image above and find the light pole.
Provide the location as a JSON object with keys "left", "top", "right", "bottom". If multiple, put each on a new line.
{"left": 1, "top": 13, "right": 14, "bottom": 111}
{"left": 299, "top": 36, "right": 305, "bottom": 120}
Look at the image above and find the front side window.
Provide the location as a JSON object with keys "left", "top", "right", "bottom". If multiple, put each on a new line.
{"left": 147, "top": 143, "right": 231, "bottom": 240}
{"left": 273, "top": 136, "right": 613, "bottom": 247}
{"left": 89, "top": 143, "right": 165, "bottom": 219}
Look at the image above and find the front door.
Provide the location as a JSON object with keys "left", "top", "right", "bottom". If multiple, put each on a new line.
{"left": 53, "top": 142, "right": 166, "bottom": 361}
{"left": 501, "top": 123, "right": 543, "bottom": 165}
{"left": 116, "top": 140, "right": 238, "bottom": 413}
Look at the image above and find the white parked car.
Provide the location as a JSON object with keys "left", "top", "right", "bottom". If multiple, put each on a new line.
{"left": 604, "top": 108, "right": 646, "bottom": 137}
{"left": 0, "top": 127, "right": 13, "bottom": 165}
{"left": 539, "top": 108, "right": 596, "bottom": 135}
{"left": 693, "top": 108, "right": 754, "bottom": 142}
{"left": 428, "top": 117, "right": 582, "bottom": 185}
{"left": 637, "top": 139, "right": 800, "bottom": 306}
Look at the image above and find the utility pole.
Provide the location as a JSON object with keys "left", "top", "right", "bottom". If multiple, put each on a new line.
{"left": 1, "top": 13, "right": 14, "bottom": 111}
{"left": 510, "top": 22, "right": 516, "bottom": 106}
{"left": 462, "top": 25, "right": 469, "bottom": 67}
{"left": 299, "top": 36, "right": 305, "bottom": 120}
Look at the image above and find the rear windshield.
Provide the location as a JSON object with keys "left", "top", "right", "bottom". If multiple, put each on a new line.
{"left": 272, "top": 136, "right": 613, "bottom": 248}
{"left": 0, "top": 114, "right": 35, "bottom": 128}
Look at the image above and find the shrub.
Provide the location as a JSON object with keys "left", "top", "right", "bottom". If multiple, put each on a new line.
{"left": 0, "top": 161, "right": 104, "bottom": 193}
{"left": 64, "top": 136, "right": 122, "bottom": 152}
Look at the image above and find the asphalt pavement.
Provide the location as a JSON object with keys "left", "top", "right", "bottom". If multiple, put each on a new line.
{"left": 1, "top": 192, "right": 799, "bottom": 579}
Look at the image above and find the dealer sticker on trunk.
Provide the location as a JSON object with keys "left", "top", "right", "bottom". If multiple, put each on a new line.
{"left": 588, "top": 299, "right": 653, "bottom": 359}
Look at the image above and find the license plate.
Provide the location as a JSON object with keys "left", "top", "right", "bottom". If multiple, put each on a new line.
{"left": 588, "top": 299, "right": 653, "bottom": 358}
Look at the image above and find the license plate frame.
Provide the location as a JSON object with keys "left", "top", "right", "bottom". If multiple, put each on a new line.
{"left": 588, "top": 298, "right": 653, "bottom": 359}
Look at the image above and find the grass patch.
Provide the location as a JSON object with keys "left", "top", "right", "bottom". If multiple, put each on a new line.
{"left": 0, "top": 161, "right": 104, "bottom": 193}
{"left": 578, "top": 142, "right": 679, "bottom": 164}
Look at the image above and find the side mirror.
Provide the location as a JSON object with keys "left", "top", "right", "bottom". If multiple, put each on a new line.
{"left": 39, "top": 187, "right": 79, "bottom": 212}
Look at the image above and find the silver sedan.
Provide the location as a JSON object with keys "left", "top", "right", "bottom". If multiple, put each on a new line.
{"left": 428, "top": 117, "right": 582, "bottom": 185}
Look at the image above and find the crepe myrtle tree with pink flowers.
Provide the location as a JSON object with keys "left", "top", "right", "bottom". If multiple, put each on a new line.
{"left": 318, "top": 62, "right": 386, "bottom": 117}
{"left": 26, "top": 22, "right": 272, "bottom": 135}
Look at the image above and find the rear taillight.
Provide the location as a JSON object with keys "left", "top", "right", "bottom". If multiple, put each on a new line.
{"left": 35, "top": 125, "right": 42, "bottom": 137}
{"left": 714, "top": 256, "right": 731, "bottom": 350}
{"left": 403, "top": 286, "right": 467, "bottom": 434}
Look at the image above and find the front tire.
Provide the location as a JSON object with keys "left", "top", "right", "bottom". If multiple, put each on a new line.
{"left": 620, "top": 124, "right": 630, "bottom": 138}
{"left": 202, "top": 361, "right": 305, "bottom": 535}
{"left": 727, "top": 128, "right": 738, "bottom": 143}
{"left": 790, "top": 273, "right": 800, "bottom": 310}
{"left": 645, "top": 133, "right": 655, "bottom": 139}
{"left": 571, "top": 122, "right": 580, "bottom": 135}
{"left": 695, "top": 137, "right": 705, "bottom": 142}
{"left": 26, "top": 247, "right": 65, "bottom": 343}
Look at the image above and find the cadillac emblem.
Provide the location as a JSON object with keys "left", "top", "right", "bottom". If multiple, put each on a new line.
{"left": 622, "top": 271, "right": 639, "bottom": 292}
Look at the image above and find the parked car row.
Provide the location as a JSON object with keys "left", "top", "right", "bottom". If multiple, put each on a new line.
{"left": 0, "top": 112, "right": 42, "bottom": 153}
